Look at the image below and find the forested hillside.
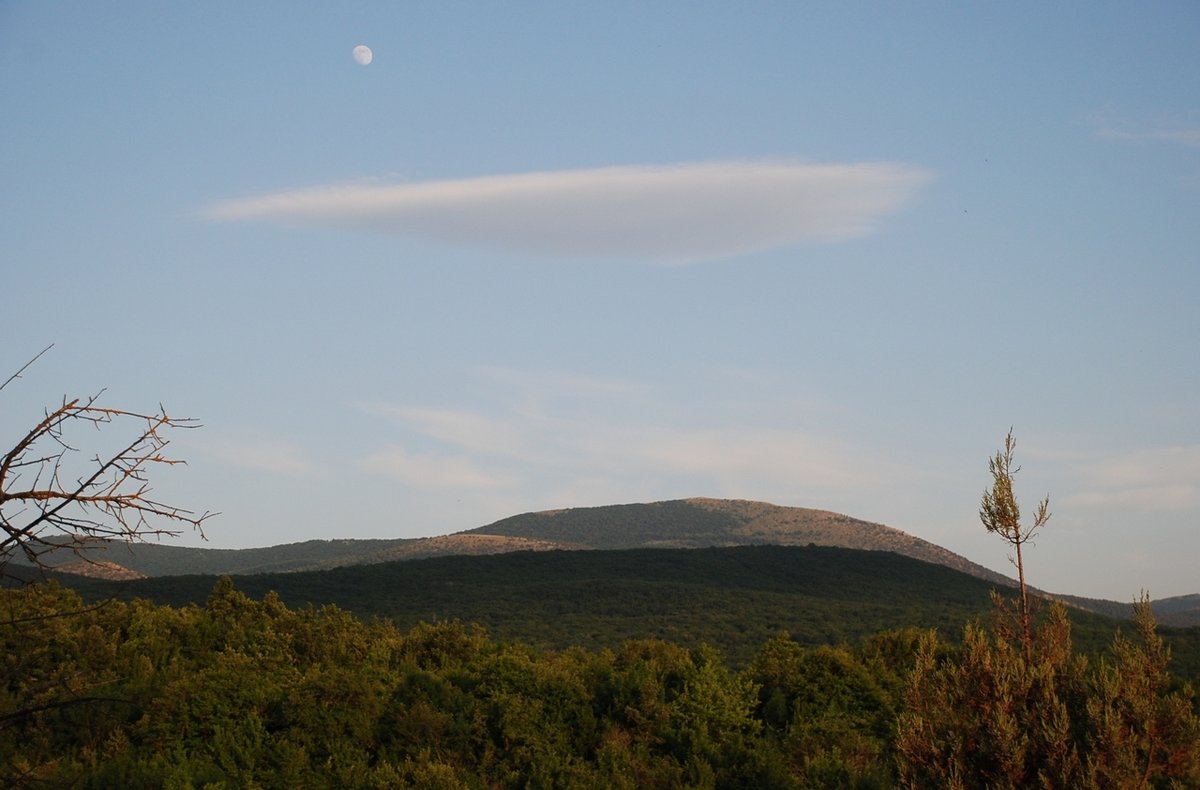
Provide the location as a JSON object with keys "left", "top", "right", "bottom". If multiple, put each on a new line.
{"left": 465, "top": 498, "right": 1015, "bottom": 586}
{"left": 3, "top": 578, "right": 1197, "bottom": 787}
{"left": 50, "top": 545, "right": 1200, "bottom": 678}
{"left": 20, "top": 499, "right": 1011, "bottom": 585}
{"left": 6, "top": 537, "right": 416, "bottom": 578}
{"left": 20, "top": 498, "right": 1197, "bottom": 628}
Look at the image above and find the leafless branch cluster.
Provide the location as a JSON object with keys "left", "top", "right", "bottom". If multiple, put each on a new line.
{"left": 1, "top": 348, "right": 214, "bottom": 576}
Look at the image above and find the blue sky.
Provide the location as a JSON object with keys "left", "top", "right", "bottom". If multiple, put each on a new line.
{"left": 3, "top": 2, "right": 1198, "bottom": 599}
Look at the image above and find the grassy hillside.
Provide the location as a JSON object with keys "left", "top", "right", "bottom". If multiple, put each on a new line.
{"left": 55, "top": 544, "right": 1200, "bottom": 677}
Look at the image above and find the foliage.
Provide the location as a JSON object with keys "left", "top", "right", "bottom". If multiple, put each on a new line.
{"left": 979, "top": 429, "right": 1050, "bottom": 657}
{"left": 893, "top": 433, "right": 1200, "bottom": 788}
{"left": 3, "top": 578, "right": 1197, "bottom": 788}
{"left": 51, "top": 544, "right": 1200, "bottom": 681}
{"left": 1084, "top": 595, "right": 1200, "bottom": 786}
{"left": 896, "top": 594, "right": 1200, "bottom": 789}
{"left": 52, "top": 545, "right": 1027, "bottom": 666}
{"left": 0, "top": 582, "right": 781, "bottom": 787}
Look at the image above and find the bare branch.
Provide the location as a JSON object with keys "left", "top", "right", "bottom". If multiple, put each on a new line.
{"left": 1, "top": 353, "right": 215, "bottom": 579}
{"left": 0, "top": 344, "right": 53, "bottom": 394}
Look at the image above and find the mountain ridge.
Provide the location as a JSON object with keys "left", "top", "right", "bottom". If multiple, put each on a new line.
{"left": 461, "top": 497, "right": 1017, "bottom": 589}
{"left": 10, "top": 497, "right": 1196, "bottom": 626}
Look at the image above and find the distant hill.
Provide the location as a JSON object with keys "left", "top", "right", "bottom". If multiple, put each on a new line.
{"left": 9, "top": 497, "right": 1196, "bottom": 626}
{"left": 10, "top": 498, "right": 1008, "bottom": 582}
{"left": 48, "top": 544, "right": 1200, "bottom": 679}
{"left": 1051, "top": 592, "right": 1200, "bottom": 629}
{"left": 462, "top": 498, "right": 1017, "bottom": 587}
{"left": 43, "top": 546, "right": 1018, "bottom": 668}
{"left": 6, "top": 533, "right": 573, "bottom": 578}
{"left": 6, "top": 537, "right": 415, "bottom": 577}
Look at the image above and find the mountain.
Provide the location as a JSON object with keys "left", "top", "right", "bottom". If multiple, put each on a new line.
{"left": 461, "top": 498, "right": 1017, "bottom": 587}
{"left": 24, "top": 545, "right": 1048, "bottom": 665}
{"left": 6, "top": 537, "right": 415, "bottom": 577}
{"left": 7, "top": 498, "right": 1009, "bottom": 582}
{"left": 44, "top": 544, "right": 1200, "bottom": 679}
{"left": 1051, "top": 592, "right": 1200, "bottom": 629}
{"left": 7, "top": 533, "right": 573, "bottom": 578}
{"left": 9, "top": 497, "right": 1195, "bottom": 626}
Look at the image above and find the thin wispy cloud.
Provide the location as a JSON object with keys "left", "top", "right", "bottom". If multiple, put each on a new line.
{"left": 1098, "top": 126, "right": 1200, "bottom": 150}
{"left": 203, "top": 161, "right": 931, "bottom": 263}
{"left": 355, "top": 370, "right": 909, "bottom": 506}
{"left": 1062, "top": 444, "right": 1200, "bottom": 512}
{"left": 205, "top": 438, "right": 321, "bottom": 476}
{"left": 360, "top": 404, "right": 535, "bottom": 461}
{"left": 358, "top": 444, "right": 511, "bottom": 489}
{"left": 474, "top": 366, "right": 654, "bottom": 404}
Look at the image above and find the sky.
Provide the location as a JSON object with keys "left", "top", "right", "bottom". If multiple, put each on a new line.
{"left": 2, "top": 2, "right": 1198, "bottom": 600}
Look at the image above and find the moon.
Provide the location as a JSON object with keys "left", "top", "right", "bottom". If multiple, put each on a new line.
{"left": 352, "top": 45, "right": 373, "bottom": 66}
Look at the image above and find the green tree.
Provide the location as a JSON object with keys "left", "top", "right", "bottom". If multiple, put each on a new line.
{"left": 747, "top": 634, "right": 899, "bottom": 788}
{"left": 0, "top": 584, "right": 130, "bottom": 786}
{"left": 979, "top": 429, "right": 1049, "bottom": 658}
{"left": 1084, "top": 594, "right": 1200, "bottom": 787}
{"left": 897, "top": 596, "right": 1200, "bottom": 789}
{"left": 896, "top": 433, "right": 1200, "bottom": 788}
{"left": 896, "top": 602, "right": 1089, "bottom": 789}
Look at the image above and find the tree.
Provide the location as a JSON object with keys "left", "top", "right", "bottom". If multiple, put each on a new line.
{"left": 1085, "top": 594, "right": 1200, "bottom": 787}
{"left": 897, "top": 432, "right": 1200, "bottom": 787}
{"left": 896, "top": 596, "right": 1200, "bottom": 788}
{"left": 0, "top": 346, "right": 214, "bottom": 578}
{"left": 896, "top": 602, "right": 1089, "bottom": 789}
{"left": 979, "top": 428, "right": 1049, "bottom": 657}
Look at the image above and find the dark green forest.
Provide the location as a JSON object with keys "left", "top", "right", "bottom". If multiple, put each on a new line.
{"left": 4, "top": 548, "right": 1200, "bottom": 788}
{"left": 49, "top": 546, "right": 1200, "bottom": 679}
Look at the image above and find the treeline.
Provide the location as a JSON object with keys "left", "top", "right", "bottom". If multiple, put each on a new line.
{"left": 3, "top": 580, "right": 1198, "bottom": 788}
{"left": 50, "top": 546, "right": 1200, "bottom": 678}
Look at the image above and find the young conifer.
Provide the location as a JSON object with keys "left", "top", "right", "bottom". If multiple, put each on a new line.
{"left": 979, "top": 429, "right": 1050, "bottom": 659}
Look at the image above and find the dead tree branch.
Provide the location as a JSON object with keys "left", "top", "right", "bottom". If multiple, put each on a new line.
{"left": 1, "top": 351, "right": 214, "bottom": 578}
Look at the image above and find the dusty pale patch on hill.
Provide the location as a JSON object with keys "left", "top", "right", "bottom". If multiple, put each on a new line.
{"left": 52, "top": 560, "right": 147, "bottom": 581}
{"left": 373, "top": 533, "right": 576, "bottom": 562}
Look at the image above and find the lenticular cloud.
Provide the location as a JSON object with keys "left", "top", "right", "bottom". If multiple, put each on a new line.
{"left": 204, "top": 160, "right": 930, "bottom": 263}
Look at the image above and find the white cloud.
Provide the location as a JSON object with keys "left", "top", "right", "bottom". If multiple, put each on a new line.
{"left": 1066, "top": 485, "right": 1198, "bottom": 511}
{"left": 359, "top": 404, "right": 536, "bottom": 461}
{"left": 203, "top": 160, "right": 931, "bottom": 263}
{"left": 1090, "top": 445, "right": 1200, "bottom": 487}
{"left": 358, "top": 444, "right": 511, "bottom": 489}
{"left": 1147, "top": 129, "right": 1200, "bottom": 149}
{"left": 356, "top": 384, "right": 905, "bottom": 506}
{"left": 474, "top": 366, "right": 654, "bottom": 404}
{"left": 356, "top": 369, "right": 658, "bottom": 465}
{"left": 596, "top": 424, "right": 881, "bottom": 494}
{"left": 205, "top": 438, "right": 320, "bottom": 475}
{"left": 1062, "top": 444, "right": 1200, "bottom": 512}
{"left": 1098, "top": 126, "right": 1200, "bottom": 150}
